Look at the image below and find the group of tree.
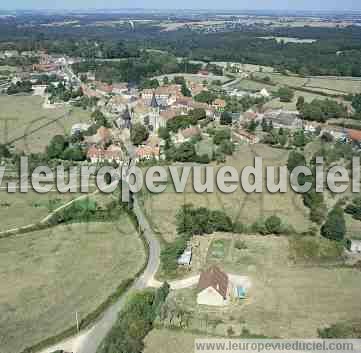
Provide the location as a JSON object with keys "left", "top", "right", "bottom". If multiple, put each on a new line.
{"left": 7, "top": 80, "right": 33, "bottom": 95}
{"left": 277, "top": 86, "right": 294, "bottom": 103}
{"left": 149, "top": 28, "right": 361, "bottom": 77}
{"left": 46, "top": 82, "right": 83, "bottom": 103}
{"left": 262, "top": 127, "right": 288, "bottom": 147}
{"left": 131, "top": 123, "right": 149, "bottom": 146}
{"left": 194, "top": 90, "right": 217, "bottom": 105}
{"left": 176, "top": 204, "right": 234, "bottom": 236}
{"left": 220, "top": 111, "right": 233, "bottom": 125}
{"left": 98, "top": 283, "right": 170, "bottom": 353}
{"left": 72, "top": 52, "right": 200, "bottom": 85}
{"left": 166, "top": 113, "right": 200, "bottom": 133}
{"left": 299, "top": 99, "right": 348, "bottom": 122}
{"left": 321, "top": 206, "right": 346, "bottom": 242}
{"left": 46, "top": 134, "right": 86, "bottom": 161}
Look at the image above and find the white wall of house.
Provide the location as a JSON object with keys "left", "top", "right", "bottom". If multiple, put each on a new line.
{"left": 197, "top": 287, "right": 227, "bottom": 306}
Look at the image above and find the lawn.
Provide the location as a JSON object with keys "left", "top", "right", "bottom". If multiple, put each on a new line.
{"left": 147, "top": 234, "right": 361, "bottom": 345}
{"left": 142, "top": 144, "right": 310, "bottom": 243}
{"left": 0, "top": 95, "right": 91, "bottom": 153}
{"left": 0, "top": 220, "right": 146, "bottom": 353}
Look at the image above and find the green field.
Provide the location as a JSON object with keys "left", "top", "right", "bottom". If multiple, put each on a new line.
{"left": 142, "top": 144, "right": 310, "bottom": 243}
{"left": 145, "top": 234, "right": 361, "bottom": 348}
{"left": 0, "top": 220, "right": 146, "bottom": 353}
{"left": 0, "top": 95, "right": 91, "bottom": 153}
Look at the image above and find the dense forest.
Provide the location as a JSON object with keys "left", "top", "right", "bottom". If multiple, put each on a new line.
{"left": 72, "top": 51, "right": 201, "bottom": 84}
{"left": 2, "top": 14, "right": 361, "bottom": 77}
{"left": 149, "top": 28, "right": 361, "bottom": 76}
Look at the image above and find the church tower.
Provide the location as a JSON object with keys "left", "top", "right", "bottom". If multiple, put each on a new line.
{"left": 150, "top": 92, "right": 160, "bottom": 131}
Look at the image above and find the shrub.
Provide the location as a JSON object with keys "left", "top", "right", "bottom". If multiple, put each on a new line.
{"left": 321, "top": 206, "right": 346, "bottom": 242}
{"left": 234, "top": 240, "right": 247, "bottom": 250}
{"left": 265, "top": 215, "right": 282, "bottom": 235}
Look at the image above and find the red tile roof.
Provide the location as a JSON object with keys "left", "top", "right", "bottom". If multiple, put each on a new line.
{"left": 198, "top": 266, "right": 229, "bottom": 299}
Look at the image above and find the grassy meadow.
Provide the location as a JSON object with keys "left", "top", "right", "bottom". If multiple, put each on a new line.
{"left": 141, "top": 144, "right": 310, "bottom": 243}
{"left": 0, "top": 190, "right": 96, "bottom": 232}
{"left": 0, "top": 220, "right": 145, "bottom": 353}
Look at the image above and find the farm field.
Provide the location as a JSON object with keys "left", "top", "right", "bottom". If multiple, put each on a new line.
{"left": 148, "top": 234, "right": 361, "bottom": 344}
{"left": 141, "top": 144, "right": 310, "bottom": 243}
{"left": 0, "top": 220, "right": 146, "bottom": 353}
{"left": 0, "top": 95, "right": 91, "bottom": 153}
{"left": 253, "top": 72, "right": 361, "bottom": 95}
{"left": 305, "top": 78, "right": 361, "bottom": 95}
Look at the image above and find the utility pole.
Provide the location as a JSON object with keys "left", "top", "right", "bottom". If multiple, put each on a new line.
{"left": 76, "top": 311, "right": 79, "bottom": 332}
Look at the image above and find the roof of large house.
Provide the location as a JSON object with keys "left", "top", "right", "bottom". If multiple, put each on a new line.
{"left": 198, "top": 266, "right": 229, "bottom": 299}
{"left": 143, "top": 85, "right": 182, "bottom": 96}
{"left": 97, "top": 127, "right": 112, "bottom": 142}
{"left": 160, "top": 108, "right": 182, "bottom": 121}
{"left": 181, "top": 126, "right": 201, "bottom": 139}
{"left": 213, "top": 98, "right": 226, "bottom": 108}
{"left": 87, "top": 145, "right": 123, "bottom": 160}
{"left": 136, "top": 145, "right": 160, "bottom": 158}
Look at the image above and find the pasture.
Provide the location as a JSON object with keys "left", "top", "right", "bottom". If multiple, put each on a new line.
{"left": 0, "top": 220, "right": 145, "bottom": 353}
{"left": 141, "top": 144, "right": 310, "bottom": 243}
{"left": 0, "top": 95, "right": 91, "bottom": 153}
{"left": 0, "top": 188, "right": 99, "bottom": 232}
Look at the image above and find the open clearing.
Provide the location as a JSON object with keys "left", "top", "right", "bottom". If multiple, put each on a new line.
{"left": 0, "top": 95, "right": 91, "bottom": 153}
{"left": 259, "top": 36, "right": 317, "bottom": 44}
{"left": 141, "top": 144, "right": 310, "bottom": 243}
{"left": 0, "top": 220, "right": 145, "bottom": 353}
{"left": 144, "top": 235, "right": 361, "bottom": 352}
